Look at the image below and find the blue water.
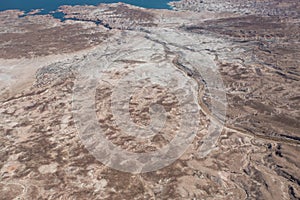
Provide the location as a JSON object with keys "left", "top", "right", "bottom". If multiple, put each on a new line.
{"left": 0, "top": 0, "right": 177, "bottom": 14}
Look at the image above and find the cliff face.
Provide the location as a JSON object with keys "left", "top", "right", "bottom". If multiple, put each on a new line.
{"left": 0, "top": 1, "right": 299, "bottom": 199}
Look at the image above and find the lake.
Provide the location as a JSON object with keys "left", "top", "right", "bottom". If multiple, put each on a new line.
{"left": 0, "top": 0, "right": 178, "bottom": 14}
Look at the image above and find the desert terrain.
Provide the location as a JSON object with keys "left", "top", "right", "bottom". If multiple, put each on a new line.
{"left": 0, "top": 0, "right": 299, "bottom": 199}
